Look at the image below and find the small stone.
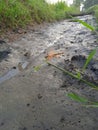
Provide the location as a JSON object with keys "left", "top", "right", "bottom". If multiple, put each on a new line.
{"left": 26, "top": 103, "right": 30, "bottom": 107}
{"left": 60, "top": 116, "right": 65, "bottom": 123}
{"left": 37, "top": 94, "right": 43, "bottom": 99}
{"left": 12, "top": 66, "right": 16, "bottom": 69}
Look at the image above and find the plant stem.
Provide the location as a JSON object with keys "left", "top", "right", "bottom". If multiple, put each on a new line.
{"left": 47, "top": 61, "right": 98, "bottom": 89}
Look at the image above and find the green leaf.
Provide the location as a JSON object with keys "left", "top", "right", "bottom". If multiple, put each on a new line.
{"left": 85, "top": 104, "right": 98, "bottom": 108}
{"left": 67, "top": 92, "right": 88, "bottom": 103}
{"left": 83, "top": 49, "right": 97, "bottom": 71}
{"left": 34, "top": 65, "right": 41, "bottom": 72}
{"left": 76, "top": 72, "right": 81, "bottom": 80}
{"left": 74, "top": 19, "right": 95, "bottom": 31}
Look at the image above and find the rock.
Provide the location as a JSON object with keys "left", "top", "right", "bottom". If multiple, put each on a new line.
{"left": 37, "top": 94, "right": 43, "bottom": 99}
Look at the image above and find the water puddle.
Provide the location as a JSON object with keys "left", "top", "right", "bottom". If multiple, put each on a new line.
{"left": 0, "top": 61, "right": 29, "bottom": 84}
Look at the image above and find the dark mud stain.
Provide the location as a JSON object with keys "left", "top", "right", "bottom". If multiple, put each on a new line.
{"left": 26, "top": 103, "right": 30, "bottom": 107}
{"left": 61, "top": 55, "right": 98, "bottom": 89}
{"left": 0, "top": 40, "right": 11, "bottom": 61}
{"left": 0, "top": 122, "right": 4, "bottom": 127}
{"left": 0, "top": 40, "right": 6, "bottom": 44}
{"left": 60, "top": 116, "right": 65, "bottom": 123}
{"left": 0, "top": 50, "right": 11, "bottom": 61}
{"left": 37, "top": 93, "right": 43, "bottom": 99}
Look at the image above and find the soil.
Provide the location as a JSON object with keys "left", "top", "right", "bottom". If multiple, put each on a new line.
{"left": 0, "top": 15, "right": 98, "bottom": 130}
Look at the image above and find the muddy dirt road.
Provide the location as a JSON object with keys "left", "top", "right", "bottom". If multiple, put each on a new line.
{"left": 0, "top": 15, "right": 98, "bottom": 130}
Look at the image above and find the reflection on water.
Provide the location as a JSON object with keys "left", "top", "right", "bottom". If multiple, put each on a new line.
{"left": 0, "top": 61, "right": 29, "bottom": 84}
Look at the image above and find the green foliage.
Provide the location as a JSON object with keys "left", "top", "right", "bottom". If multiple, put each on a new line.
{"left": 0, "top": 0, "right": 80, "bottom": 29}
{"left": 83, "top": 49, "right": 97, "bottom": 71}
{"left": 0, "top": 0, "right": 31, "bottom": 28}
{"left": 52, "top": 1, "right": 68, "bottom": 20}
{"left": 34, "top": 65, "right": 41, "bottom": 72}
{"left": 24, "top": 0, "right": 55, "bottom": 23}
{"left": 73, "top": 19, "right": 95, "bottom": 31}
{"left": 67, "top": 93, "right": 88, "bottom": 103}
{"left": 67, "top": 92, "right": 98, "bottom": 107}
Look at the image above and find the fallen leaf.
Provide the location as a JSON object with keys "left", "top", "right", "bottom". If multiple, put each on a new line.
{"left": 45, "top": 51, "right": 64, "bottom": 60}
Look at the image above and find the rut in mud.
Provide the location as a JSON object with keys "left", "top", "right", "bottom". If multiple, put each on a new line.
{"left": 0, "top": 15, "right": 98, "bottom": 130}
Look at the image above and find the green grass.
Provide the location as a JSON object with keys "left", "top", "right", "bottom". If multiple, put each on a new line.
{"left": 0, "top": 0, "right": 79, "bottom": 29}
{"left": 0, "top": 0, "right": 31, "bottom": 28}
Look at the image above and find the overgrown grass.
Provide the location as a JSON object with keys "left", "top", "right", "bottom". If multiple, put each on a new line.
{"left": 0, "top": 0, "right": 31, "bottom": 28}
{"left": 0, "top": 0, "right": 79, "bottom": 29}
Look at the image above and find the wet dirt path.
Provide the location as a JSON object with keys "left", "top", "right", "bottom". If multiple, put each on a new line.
{"left": 0, "top": 15, "right": 98, "bottom": 130}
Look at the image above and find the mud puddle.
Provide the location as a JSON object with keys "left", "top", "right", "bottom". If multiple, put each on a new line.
{"left": 0, "top": 15, "right": 98, "bottom": 130}
{"left": 0, "top": 61, "right": 30, "bottom": 84}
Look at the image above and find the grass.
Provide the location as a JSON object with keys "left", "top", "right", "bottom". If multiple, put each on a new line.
{"left": 0, "top": 0, "right": 31, "bottom": 28}
{"left": 0, "top": 0, "right": 79, "bottom": 29}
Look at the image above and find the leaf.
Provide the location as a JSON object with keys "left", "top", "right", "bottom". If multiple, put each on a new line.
{"left": 76, "top": 72, "right": 81, "bottom": 80}
{"left": 85, "top": 105, "right": 98, "bottom": 108}
{"left": 34, "top": 65, "right": 41, "bottom": 72}
{"left": 85, "top": 102, "right": 98, "bottom": 108}
{"left": 83, "top": 49, "right": 97, "bottom": 71}
{"left": 67, "top": 92, "right": 88, "bottom": 103}
{"left": 74, "top": 19, "right": 95, "bottom": 31}
{"left": 45, "top": 51, "right": 64, "bottom": 60}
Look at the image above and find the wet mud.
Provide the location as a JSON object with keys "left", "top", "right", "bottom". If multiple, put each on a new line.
{"left": 0, "top": 15, "right": 98, "bottom": 130}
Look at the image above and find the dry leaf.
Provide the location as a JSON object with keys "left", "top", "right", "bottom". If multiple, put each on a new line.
{"left": 45, "top": 51, "right": 64, "bottom": 60}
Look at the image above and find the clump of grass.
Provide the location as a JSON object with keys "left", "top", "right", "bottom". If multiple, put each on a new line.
{"left": 0, "top": 0, "right": 31, "bottom": 28}
{"left": 24, "top": 0, "right": 55, "bottom": 23}
{"left": 51, "top": 1, "right": 68, "bottom": 20}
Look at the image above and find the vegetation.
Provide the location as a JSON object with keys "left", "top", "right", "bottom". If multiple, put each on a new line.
{"left": 0, "top": 0, "right": 78, "bottom": 29}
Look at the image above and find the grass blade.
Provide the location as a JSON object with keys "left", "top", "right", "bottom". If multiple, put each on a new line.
{"left": 74, "top": 19, "right": 95, "bottom": 31}
{"left": 76, "top": 72, "right": 81, "bottom": 80}
{"left": 34, "top": 65, "right": 41, "bottom": 72}
{"left": 46, "top": 61, "right": 98, "bottom": 89}
{"left": 67, "top": 92, "right": 88, "bottom": 103}
{"left": 83, "top": 49, "right": 97, "bottom": 71}
{"left": 85, "top": 105, "right": 98, "bottom": 108}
